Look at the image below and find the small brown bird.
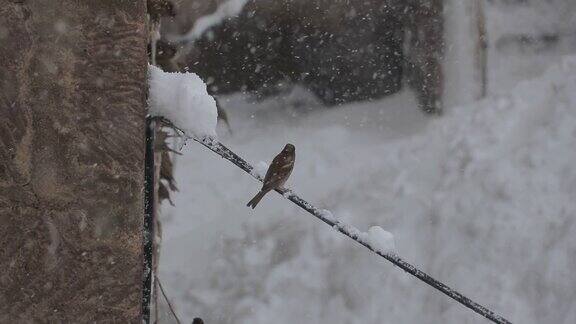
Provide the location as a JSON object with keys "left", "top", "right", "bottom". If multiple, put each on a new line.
{"left": 247, "top": 144, "right": 295, "bottom": 209}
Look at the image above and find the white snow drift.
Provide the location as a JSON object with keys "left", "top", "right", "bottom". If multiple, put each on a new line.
{"left": 159, "top": 56, "right": 576, "bottom": 324}
{"left": 148, "top": 64, "right": 218, "bottom": 138}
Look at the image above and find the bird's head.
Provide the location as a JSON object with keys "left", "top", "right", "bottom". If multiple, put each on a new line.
{"left": 284, "top": 143, "right": 295, "bottom": 153}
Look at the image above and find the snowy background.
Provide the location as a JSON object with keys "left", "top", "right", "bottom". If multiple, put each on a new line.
{"left": 157, "top": 1, "right": 576, "bottom": 323}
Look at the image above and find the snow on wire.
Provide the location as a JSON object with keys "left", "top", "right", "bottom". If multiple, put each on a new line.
{"left": 148, "top": 112, "right": 510, "bottom": 324}
{"left": 191, "top": 135, "right": 512, "bottom": 324}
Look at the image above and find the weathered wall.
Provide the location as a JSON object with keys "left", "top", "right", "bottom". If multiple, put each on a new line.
{"left": 0, "top": 0, "right": 147, "bottom": 322}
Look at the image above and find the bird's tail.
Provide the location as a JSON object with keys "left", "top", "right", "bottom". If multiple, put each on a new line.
{"left": 247, "top": 190, "right": 266, "bottom": 209}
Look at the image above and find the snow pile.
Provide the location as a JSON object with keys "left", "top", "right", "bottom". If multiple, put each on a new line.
{"left": 364, "top": 226, "right": 395, "bottom": 254}
{"left": 160, "top": 57, "right": 576, "bottom": 324}
{"left": 319, "top": 209, "right": 336, "bottom": 223}
{"left": 251, "top": 161, "right": 269, "bottom": 179}
{"left": 148, "top": 65, "right": 217, "bottom": 138}
{"left": 176, "top": 0, "right": 249, "bottom": 43}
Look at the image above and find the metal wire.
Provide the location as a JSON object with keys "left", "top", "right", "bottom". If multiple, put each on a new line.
{"left": 147, "top": 116, "right": 512, "bottom": 323}
{"left": 192, "top": 136, "right": 512, "bottom": 324}
{"left": 143, "top": 117, "right": 156, "bottom": 323}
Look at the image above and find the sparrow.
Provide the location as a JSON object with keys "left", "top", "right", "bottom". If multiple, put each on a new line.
{"left": 247, "top": 144, "right": 295, "bottom": 209}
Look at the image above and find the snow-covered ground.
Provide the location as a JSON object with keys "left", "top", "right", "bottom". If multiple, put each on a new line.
{"left": 157, "top": 54, "right": 576, "bottom": 324}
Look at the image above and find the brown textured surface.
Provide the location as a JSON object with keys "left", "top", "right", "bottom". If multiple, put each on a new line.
{"left": 0, "top": 0, "right": 147, "bottom": 322}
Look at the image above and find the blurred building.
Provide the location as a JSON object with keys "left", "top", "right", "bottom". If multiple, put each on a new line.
{"left": 163, "top": 0, "right": 444, "bottom": 113}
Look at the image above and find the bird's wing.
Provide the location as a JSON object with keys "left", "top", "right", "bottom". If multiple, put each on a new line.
{"left": 262, "top": 154, "right": 294, "bottom": 191}
{"left": 262, "top": 155, "right": 284, "bottom": 185}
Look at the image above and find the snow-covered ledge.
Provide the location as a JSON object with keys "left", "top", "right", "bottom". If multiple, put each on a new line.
{"left": 148, "top": 65, "right": 218, "bottom": 138}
